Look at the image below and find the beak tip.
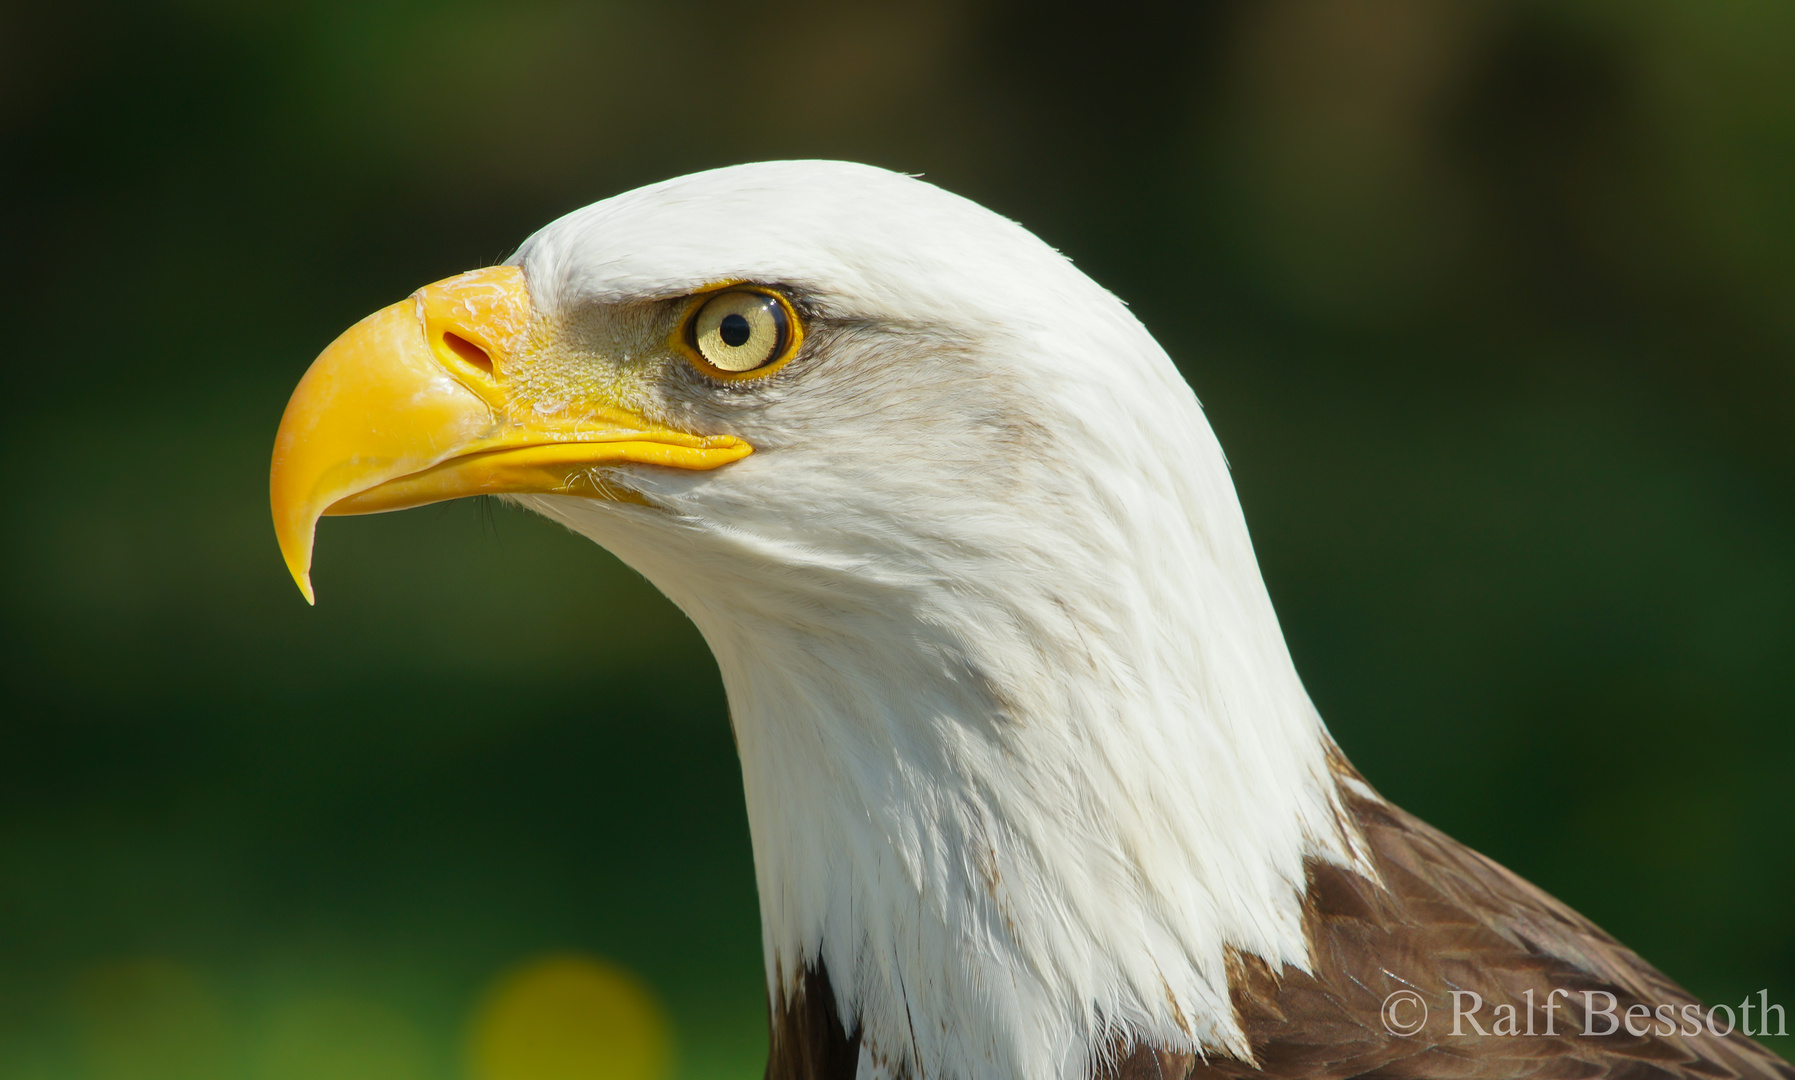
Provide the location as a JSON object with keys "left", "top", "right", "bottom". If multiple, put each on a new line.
{"left": 285, "top": 556, "right": 317, "bottom": 606}
{"left": 275, "top": 520, "right": 318, "bottom": 605}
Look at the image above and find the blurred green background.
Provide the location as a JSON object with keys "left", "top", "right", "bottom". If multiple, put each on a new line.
{"left": 3, "top": 1, "right": 1792, "bottom": 1076}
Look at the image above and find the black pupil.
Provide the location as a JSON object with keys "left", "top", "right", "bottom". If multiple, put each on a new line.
{"left": 719, "top": 313, "right": 752, "bottom": 348}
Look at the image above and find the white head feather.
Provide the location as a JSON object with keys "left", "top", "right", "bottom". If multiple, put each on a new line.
{"left": 506, "top": 161, "right": 1367, "bottom": 1080}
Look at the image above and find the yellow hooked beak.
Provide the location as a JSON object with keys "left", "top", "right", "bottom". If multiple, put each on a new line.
{"left": 270, "top": 266, "right": 751, "bottom": 604}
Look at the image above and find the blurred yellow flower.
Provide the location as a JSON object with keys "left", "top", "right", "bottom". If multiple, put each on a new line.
{"left": 468, "top": 954, "right": 672, "bottom": 1080}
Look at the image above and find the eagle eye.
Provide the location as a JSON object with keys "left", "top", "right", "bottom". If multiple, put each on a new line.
{"left": 683, "top": 289, "right": 799, "bottom": 377}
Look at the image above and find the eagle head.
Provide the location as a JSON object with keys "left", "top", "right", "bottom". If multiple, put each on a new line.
{"left": 273, "top": 161, "right": 1371, "bottom": 1080}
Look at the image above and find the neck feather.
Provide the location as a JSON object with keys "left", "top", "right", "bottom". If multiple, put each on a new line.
{"left": 712, "top": 549, "right": 1358, "bottom": 1080}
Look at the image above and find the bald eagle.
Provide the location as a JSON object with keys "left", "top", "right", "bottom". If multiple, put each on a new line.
{"left": 271, "top": 162, "right": 1791, "bottom": 1080}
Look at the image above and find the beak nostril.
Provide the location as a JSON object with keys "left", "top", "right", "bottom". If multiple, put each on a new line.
{"left": 443, "top": 331, "right": 494, "bottom": 375}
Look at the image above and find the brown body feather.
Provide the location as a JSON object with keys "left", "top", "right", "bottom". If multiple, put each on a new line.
{"left": 768, "top": 766, "right": 1791, "bottom": 1080}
